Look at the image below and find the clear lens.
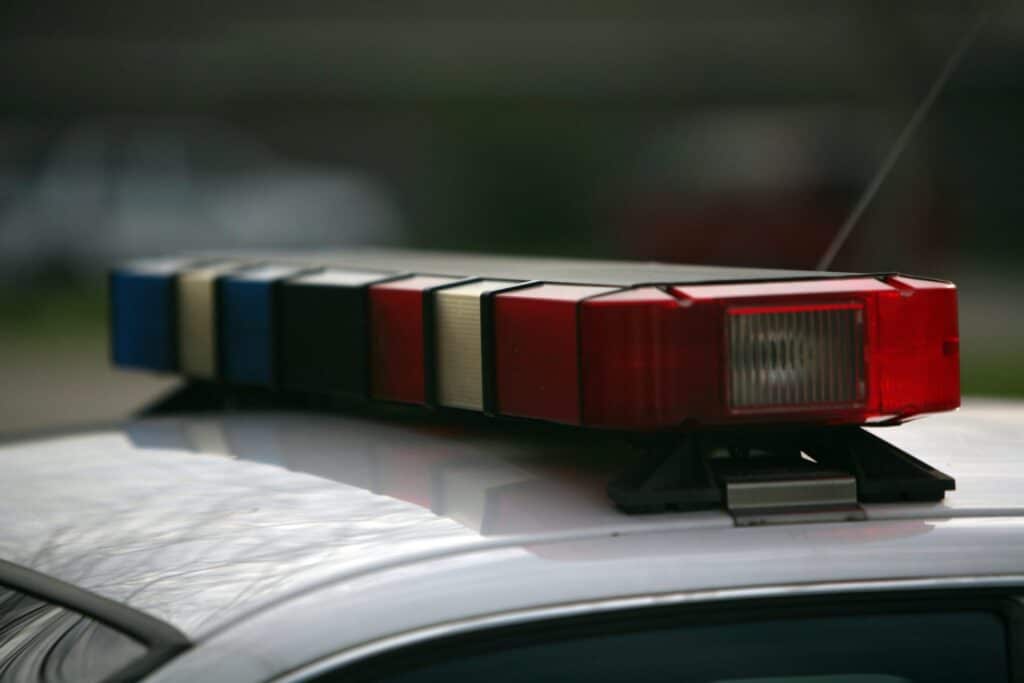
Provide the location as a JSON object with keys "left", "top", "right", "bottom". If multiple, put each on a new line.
{"left": 728, "top": 304, "right": 865, "bottom": 410}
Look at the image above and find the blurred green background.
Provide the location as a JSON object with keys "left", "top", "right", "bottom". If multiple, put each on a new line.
{"left": 1, "top": 1, "right": 1022, "bottom": 434}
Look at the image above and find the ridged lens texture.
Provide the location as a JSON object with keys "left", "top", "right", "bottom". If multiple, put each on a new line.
{"left": 178, "top": 262, "right": 242, "bottom": 379}
{"left": 434, "top": 280, "right": 519, "bottom": 410}
{"left": 728, "top": 304, "right": 865, "bottom": 410}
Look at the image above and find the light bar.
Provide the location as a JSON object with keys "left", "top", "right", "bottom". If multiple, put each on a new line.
{"left": 278, "top": 269, "right": 400, "bottom": 397}
{"left": 493, "top": 283, "right": 616, "bottom": 423}
{"left": 218, "top": 264, "right": 310, "bottom": 386}
{"left": 369, "top": 275, "right": 460, "bottom": 404}
{"left": 110, "top": 252, "right": 960, "bottom": 431}
{"left": 110, "top": 258, "right": 191, "bottom": 372}
{"left": 433, "top": 279, "right": 521, "bottom": 411}
{"left": 578, "top": 287, "right": 685, "bottom": 429}
{"left": 177, "top": 262, "right": 243, "bottom": 379}
{"left": 660, "top": 276, "right": 960, "bottom": 426}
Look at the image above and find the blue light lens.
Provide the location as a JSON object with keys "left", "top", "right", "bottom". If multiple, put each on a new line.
{"left": 218, "top": 265, "right": 303, "bottom": 386}
{"left": 110, "top": 260, "right": 186, "bottom": 371}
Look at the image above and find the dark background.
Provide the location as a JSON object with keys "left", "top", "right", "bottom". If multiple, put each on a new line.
{"left": 1, "top": 1, "right": 1021, "bottom": 433}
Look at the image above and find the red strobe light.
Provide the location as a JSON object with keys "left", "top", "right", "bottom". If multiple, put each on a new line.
{"left": 370, "top": 275, "right": 460, "bottom": 404}
{"left": 571, "top": 276, "right": 959, "bottom": 429}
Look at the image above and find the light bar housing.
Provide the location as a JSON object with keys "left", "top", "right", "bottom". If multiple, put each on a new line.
{"left": 110, "top": 251, "right": 960, "bottom": 431}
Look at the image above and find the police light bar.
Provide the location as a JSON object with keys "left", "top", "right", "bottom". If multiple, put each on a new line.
{"left": 109, "top": 250, "right": 959, "bottom": 431}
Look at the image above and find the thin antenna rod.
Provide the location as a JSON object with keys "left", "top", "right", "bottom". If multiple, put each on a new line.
{"left": 816, "top": 8, "right": 993, "bottom": 271}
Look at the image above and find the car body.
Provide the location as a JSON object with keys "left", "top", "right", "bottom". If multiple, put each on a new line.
{"left": 1, "top": 396, "right": 1023, "bottom": 681}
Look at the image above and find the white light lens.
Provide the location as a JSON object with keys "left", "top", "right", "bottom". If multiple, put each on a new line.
{"left": 727, "top": 304, "right": 865, "bottom": 410}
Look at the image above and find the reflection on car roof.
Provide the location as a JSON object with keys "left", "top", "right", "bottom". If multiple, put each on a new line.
{"left": 0, "top": 399, "right": 1022, "bottom": 639}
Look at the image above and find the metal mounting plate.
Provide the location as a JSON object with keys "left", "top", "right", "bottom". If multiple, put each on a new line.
{"left": 607, "top": 427, "right": 954, "bottom": 524}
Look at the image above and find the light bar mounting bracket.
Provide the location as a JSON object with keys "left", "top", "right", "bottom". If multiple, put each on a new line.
{"left": 608, "top": 427, "right": 955, "bottom": 525}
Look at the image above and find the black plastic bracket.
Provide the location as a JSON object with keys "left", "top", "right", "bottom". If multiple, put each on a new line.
{"left": 607, "top": 427, "right": 955, "bottom": 514}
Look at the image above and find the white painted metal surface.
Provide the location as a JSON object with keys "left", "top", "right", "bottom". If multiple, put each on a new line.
{"left": 0, "top": 399, "right": 1021, "bottom": 682}
{"left": 275, "top": 575, "right": 1024, "bottom": 683}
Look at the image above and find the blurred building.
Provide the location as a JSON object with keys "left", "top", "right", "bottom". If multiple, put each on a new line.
{"left": 1, "top": 1, "right": 1022, "bottom": 432}
{"left": 1, "top": 1, "right": 1021, "bottom": 274}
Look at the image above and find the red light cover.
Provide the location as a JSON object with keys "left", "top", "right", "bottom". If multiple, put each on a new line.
{"left": 578, "top": 288, "right": 687, "bottom": 429}
{"left": 570, "top": 276, "right": 959, "bottom": 429}
{"left": 487, "top": 276, "right": 959, "bottom": 429}
{"left": 874, "top": 276, "right": 960, "bottom": 418}
{"left": 370, "top": 275, "right": 459, "bottom": 404}
{"left": 493, "top": 284, "right": 616, "bottom": 424}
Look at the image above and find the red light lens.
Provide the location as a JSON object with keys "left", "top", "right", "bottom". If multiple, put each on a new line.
{"left": 874, "top": 276, "right": 959, "bottom": 417}
{"left": 493, "top": 284, "right": 616, "bottom": 424}
{"left": 370, "top": 275, "right": 459, "bottom": 404}
{"left": 571, "top": 277, "right": 959, "bottom": 429}
{"left": 578, "top": 288, "right": 688, "bottom": 429}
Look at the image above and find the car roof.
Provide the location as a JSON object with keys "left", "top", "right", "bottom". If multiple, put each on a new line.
{"left": 3, "top": 398, "right": 1024, "bottom": 678}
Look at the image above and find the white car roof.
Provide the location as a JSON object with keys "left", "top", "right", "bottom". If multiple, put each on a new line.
{"left": 2, "top": 398, "right": 1024, "bottom": 681}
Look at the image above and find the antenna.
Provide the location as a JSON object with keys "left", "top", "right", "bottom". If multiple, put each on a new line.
{"left": 816, "top": 8, "right": 994, "bottom": 271}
